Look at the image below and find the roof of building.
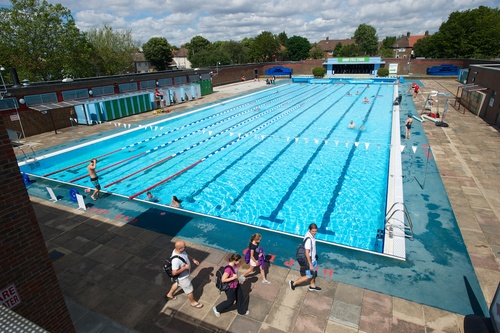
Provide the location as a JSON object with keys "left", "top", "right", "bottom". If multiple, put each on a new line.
{"left": 316, "top": 37, "right": 356, "bottom": 51}
{"left": 174, "top": 47, "right": 189, "bottom": 58}
{"left": 392, "top": 32, "right": 427, "bottom": 48}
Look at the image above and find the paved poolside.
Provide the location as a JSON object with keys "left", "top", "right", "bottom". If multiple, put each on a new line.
{"left": 19, "top": 78, "right": 500, "bottom": 332}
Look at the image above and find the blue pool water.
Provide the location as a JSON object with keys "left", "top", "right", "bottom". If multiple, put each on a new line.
{"left": 22, "top": 82, "right": 395, "bottom": 252}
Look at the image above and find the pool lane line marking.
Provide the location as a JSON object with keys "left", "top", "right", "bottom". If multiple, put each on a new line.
{"left": 69, "top": 152, "right": 146, "bottom": 183}
{"left": 185, "top": 85, "right": 343, "bottom": 203}
{"left": 104, "top": 155, "right": 174, "bottom": 188}
{"left": 120, "top": 83, "right": 299, "bottom": 151}
{"left": 42, "top": 149, "right": 122, "bottom": 177}
{"left": 319, "top": 86, "right": 383, "bottom": 235}
{"left": 233, "top": 84, "right": 353, "bottom": 209}
{"left": 73, "top": 94, "right": 297, "bottom": 185}
{"left": 106, "top": 98, "right": 295, "bottom": 189}
{"left": 259, "top": 87, "right": 371, "bottom": 225}
{"left": 129, "top": 98, "right": 312, "bottom": 199}
{"left": 104, "top": 86, "right": 320, "bottom": 189}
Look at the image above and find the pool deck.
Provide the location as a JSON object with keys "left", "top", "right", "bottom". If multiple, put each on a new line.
{"left": 18, "top": 78, "right": 500, "bottom": 332}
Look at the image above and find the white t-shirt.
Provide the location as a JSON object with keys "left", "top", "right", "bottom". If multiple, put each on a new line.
{"left": 304, "top": 231, "right": 316, "bottom": 262}
{"left": 171, "top": 250, "right": 190, "bottom": 280}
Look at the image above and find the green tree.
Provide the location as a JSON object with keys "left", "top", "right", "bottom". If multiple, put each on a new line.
{"left": 379, "top": 36, "right": 396, "bottom": 57}
{"left": 333, "top": 42, "right": 343, "bottom": 57}
{"left": 219, "top": 40, "right": 247, "bottom": 64}
{"left": 309, "top": 43, "right": 325, "bottom": 59}
{"left": 354, "top": 23, "right": 378, "bottom": 56}
{"left": 251, "top": 31, "right": 280, "bottom": 62}
{"left": 142, "top": 37, "right": 173, "bottom": 71}
{"left": 86, "top": 24, "right": 138, "bottom": 76}
{"left": 338, "top": 44, "right": 360, "bottom": 57}
{"left": 186, "top": 35, "right": 212, "bottom": 66}
{"left": 412, "top": 34, "right": 436, "bottom": 58}
{"left": 286, "top": 36, "right": 310, "bottom": 61}
{"left": 433, "top": 6, "right": 500, "bottom": 58}
{"left": 277, "top": 31, "right": 288, "bottom": 46}
{"left": 0, "top": 0, "right": 93, "bottom": 82}
{"left": 241, "top": 37, "right": 258, "bottom": 62}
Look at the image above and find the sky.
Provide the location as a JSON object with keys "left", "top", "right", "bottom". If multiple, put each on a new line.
{"left": 2, "top": 0, "right": 498, "bottom": 48}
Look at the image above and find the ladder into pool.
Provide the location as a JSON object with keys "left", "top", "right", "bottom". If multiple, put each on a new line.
{"left": 385, "top": 202, "right": 414, "bottom": 241}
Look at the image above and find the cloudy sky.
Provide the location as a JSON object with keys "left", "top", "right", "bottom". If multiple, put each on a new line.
{"left": 2, "top": 0, "right": 497, "bottom": 47}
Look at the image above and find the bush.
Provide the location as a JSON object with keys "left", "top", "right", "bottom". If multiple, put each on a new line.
{"left": 312, "top": 67, "right": 326, "bottom": 77}
{"left": 377, "top": 68, "right": 389, "bottom": 77}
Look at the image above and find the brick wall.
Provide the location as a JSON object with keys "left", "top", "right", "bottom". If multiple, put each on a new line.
{"left": 0, "top": 117, "right": 75, "bottom": 332}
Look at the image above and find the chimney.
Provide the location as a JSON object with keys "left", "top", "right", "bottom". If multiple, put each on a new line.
{"left": 326, "top": 37, "right": 329, "bottom": 42}
{"left": 407, "top": 32, "right": 410, "bottom": 38}
{"left": 10, "top": 68, "right": 21, "bottom": 88}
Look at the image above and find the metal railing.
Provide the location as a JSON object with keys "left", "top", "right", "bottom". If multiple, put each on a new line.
{"left": 385, "top": 202, "right": 414, "bottom": 240}
{"left": 17, "top": 145, "right": 37, "bottom": 163}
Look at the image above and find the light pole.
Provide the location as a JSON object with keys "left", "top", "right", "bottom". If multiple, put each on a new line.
{"left": 1, "top": 66, "right": 26, "bottom": 139}
{"left": 0, "top": 66, "right": 7, "bottom": 98}
{"left": 216, "top": 62, "right": 220, "bottom": 75}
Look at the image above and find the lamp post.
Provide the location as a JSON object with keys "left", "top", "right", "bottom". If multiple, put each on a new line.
{"left": 1, "top": 66, "right": 26, "bottom": 139}
{"left": 216, "top": 62, "right": 220, "bottom": 75}
{"left": 0, "top": 66, "right": 7, "bottom": 98}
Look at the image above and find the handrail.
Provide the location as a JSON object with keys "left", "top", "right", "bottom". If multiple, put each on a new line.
{"left": 18, "top": 145, "right": 38, "bottom": 163}
{"left": 385, "top": 202, "right": 414, "bottom": 241}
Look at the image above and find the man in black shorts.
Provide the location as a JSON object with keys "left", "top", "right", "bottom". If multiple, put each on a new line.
{"left": 87, "top": 158, "right": 101, "bottom": 200}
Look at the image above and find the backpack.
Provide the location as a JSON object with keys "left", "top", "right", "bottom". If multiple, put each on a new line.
{"left": 295, "top": 237, "right": 311, "bottom": 267}
{"left": 244, "top": 248, "right": 251, "bottom": 264}
{"left": 215, "top": 265, "right": 235, "bottom": 292}
{"left": 163, "top": 255, "right": 187, "bottom": 282}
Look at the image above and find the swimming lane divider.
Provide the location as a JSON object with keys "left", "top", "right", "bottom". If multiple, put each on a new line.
{"left": 185, "top": 84, "right": 338, "bottom": 202}
{"left": 106, "top": 100, "right": 296, "bottom": 189}
{"left": 128, "top": 102, "right": 307, "bottom": 200}
{"left": 68, "top": 152, "right": 146, "bottom": 183}
{"left": 98, "top": 84, "right": 301, "bottom": 154}
{"left": 58, "top": 88, "right": 303, "bottom": 183}
{"left": 42, "top": 149, "right": 122, "bottom": 177}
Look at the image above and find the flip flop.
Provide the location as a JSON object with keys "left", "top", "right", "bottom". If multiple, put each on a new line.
{"left": 165, "top": 295, "right": 177, "bottom": 300}
{"left": 190, "top": 303, "right": 203, "bottom": 308}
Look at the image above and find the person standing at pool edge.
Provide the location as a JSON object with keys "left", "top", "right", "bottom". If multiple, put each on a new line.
{"left": 405, "top": 114, "right": 414, "bottom": 139}
{"left": 290, "top": 223, "right": 321, "bottom": 291}
{"left": 87, "top": 158, "right": 101, "bottom": 200}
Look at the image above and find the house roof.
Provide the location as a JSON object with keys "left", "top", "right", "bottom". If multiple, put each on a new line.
{"left": 408, "top": 35, "right": 426, "bottom": 47}
{"left": 392, "top": 32, "right": 427, "bottom": 49}
{"left": 174, "top": 47, "right": 189, "bottom": 58}
{"left": 133, "top": 52, "right": 146, "bottom": 62}
{"left": 316, "top": 37, "right": 356, "bottom": 51}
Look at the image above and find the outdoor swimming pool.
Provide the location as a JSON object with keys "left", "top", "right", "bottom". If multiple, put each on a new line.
{"left": 21, "top": 81, "right": 396, "bottom": 252}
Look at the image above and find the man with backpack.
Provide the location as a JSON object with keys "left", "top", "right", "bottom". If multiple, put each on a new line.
{"left": 165, "top": 240, "right": 203, "bottom": 308}
{"left": 289, "top": 223, "right": 322, "bottom": 292}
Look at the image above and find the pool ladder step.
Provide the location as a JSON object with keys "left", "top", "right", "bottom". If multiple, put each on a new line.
{"left": 17, "top": 145, "right": 38, "bottom": 163}
{"left": 384, "top": 202, "right": 414, "bottom": 240}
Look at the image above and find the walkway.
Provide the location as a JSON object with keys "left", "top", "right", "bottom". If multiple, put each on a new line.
{"left": 22, "top": 78, "right": 500, "bottom": 332}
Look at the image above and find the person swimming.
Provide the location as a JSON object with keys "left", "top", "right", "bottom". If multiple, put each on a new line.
{"left": 171, "top": 195, "right": 183, "bottom": 208}
{"left": 146, "top": 192, "right": 159, "bottom": 202}
{"left": 348, "top": 120, "right": 356, "bottom": 129}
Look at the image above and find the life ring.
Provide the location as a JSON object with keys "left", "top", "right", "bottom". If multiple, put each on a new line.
{"left": 69, "top": 188, "right": 79, "bottom": 202}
